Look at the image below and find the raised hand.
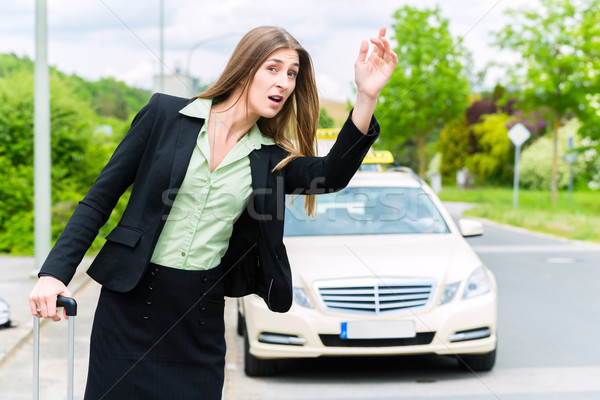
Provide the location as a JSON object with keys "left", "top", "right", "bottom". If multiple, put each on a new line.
{"left": 351, "top": 26, "right": 398, "bottom": 133}
{"left": 355, "top": 26, "right": 398, "bottom": 99}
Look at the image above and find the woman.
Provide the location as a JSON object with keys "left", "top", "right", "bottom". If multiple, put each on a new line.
{"left": 29, "top": 25, "right": 397, "bottom": 399}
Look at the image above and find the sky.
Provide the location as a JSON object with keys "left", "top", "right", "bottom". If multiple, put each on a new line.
{"left": 0, "top": 0, "right": 535, "bottom": 102}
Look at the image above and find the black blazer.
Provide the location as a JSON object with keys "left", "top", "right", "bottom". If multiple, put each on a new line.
{"left": 40, "top": 93, "right": 379, "bottom": 312}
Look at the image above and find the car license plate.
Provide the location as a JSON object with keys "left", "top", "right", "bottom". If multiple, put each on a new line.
{"left": 340, "top": 320, "right": 416, "bottom": 339}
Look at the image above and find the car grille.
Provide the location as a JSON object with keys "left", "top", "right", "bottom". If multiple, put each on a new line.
{"left": 315, "top": 278, "right": 435, "bottom": 315}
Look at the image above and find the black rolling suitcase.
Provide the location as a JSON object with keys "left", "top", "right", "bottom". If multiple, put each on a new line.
{"left": 33, "top": 295, "right": 78, "bottom": 400}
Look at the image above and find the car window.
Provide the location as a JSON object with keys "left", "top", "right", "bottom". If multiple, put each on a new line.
{"left": 357, "top": 164, "right": 381, "bottom": 172}
{"left": 284, "top": 187, "right": 450, "bottom": 236}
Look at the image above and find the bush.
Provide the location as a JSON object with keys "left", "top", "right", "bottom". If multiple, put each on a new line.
{"left": 519, "top": 119, "right": 587, "bottom": 190}
{"left": 465, "top": 113, "right": 513, "bottom": 184}
{"left": 0, "top": 56, "right": 138, "bottom": 254}
{"left": 438, "top": 118, "right": 469, "bottom": 184}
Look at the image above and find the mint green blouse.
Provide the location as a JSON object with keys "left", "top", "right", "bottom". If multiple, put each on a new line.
{"left": 150, "top": 98, "right": 275, "bottom": 270}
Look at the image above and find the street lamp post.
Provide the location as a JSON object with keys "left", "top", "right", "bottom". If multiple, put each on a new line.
{"left": 159, "top": 0, "right": 164, "bottom": 93}
{"left": 33, "top": 0, "right": 51, "bottom": 274}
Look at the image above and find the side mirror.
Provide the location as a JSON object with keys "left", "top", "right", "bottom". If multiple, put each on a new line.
{"left": 459, "top": 218, "right": 483, "bottom": 237}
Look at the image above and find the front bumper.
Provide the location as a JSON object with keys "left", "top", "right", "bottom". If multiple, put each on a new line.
{"left": 242, "top": 291, "right": 497, "bottom": 359}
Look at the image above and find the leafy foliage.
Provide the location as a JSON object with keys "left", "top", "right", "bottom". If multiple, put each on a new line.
{"left": 437, "top": 118, "right": 469, "bottom": 183}
{"left": 493, "top": 0, "right": 600, "bottom": 200}
{"left": 318, "top": 107, "right": 335, "bottom": 129}
{"left": 0, "top": 54, "right": 150, "bottom": 121}
{"left": 0, "top": 53, "right": 34, "bottom": 77}
{"left": 520, "top": 119, "right": 587, "bottom": 190}
{"left": 465, "top": 113, "right": 513, "bottom": 184}
{"left": 376, "top": 5, "right": 470, "bottom": 177}
{"left": 507, "top": 110, "right": 547, "bottom": 138}
{"left": 70, "top": 75, "right": 150, "bottom": 120}
{"left": 466, "top": 97, "right": 498, "bottom": 125}
{"left": 438, "top": 87, "right": 552, "bottom": 186}
{"left": 0, "top": 54, "right": 150, "bottom": 254}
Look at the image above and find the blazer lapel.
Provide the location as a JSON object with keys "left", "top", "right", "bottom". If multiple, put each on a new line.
{"left": 168, "top": 114, "right": 204, "bottom": 191}
{"left": 249, "top": 148, "right": 269, "bottom": 213}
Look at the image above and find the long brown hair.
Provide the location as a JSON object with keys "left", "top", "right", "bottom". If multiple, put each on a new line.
{"left": 197, "top": 26, "right": 319, "bottom": 216}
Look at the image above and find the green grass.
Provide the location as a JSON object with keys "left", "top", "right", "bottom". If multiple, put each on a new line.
{"left": 438, "top": 187, "right": 600, "bottom": 244}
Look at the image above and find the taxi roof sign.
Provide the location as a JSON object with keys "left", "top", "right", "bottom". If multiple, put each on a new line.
{"left": 363, "top": 150, "right": 395, "bottom": 164}
{"left": 316, "top": 128, "right": 339, "bottom": 140}
{"left": 316, "top": 129, "right": 395, "bottom": 165}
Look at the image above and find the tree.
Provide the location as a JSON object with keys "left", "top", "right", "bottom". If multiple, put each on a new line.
{"left": 519, "top": 119, "right": 588, "bottom": 190}
{"left": 466, "top": 113, "right": 513, "bottom": 184}
{"left": 493, "top": 0, "right": 600, "bottom": 203}
{"left": 0, "top": 54, "right": 150, "bottom": 121}
{"left": 438, "top": 87, "right": 549, "bottom": 185}
{"left": 376, "top": 5, "right": 470, "bottom": 177}
{"left": 0, "top": 54, "right": 143, "bottom": 254}
{"left": 438, "top": 118, "right": 469, "bottom": 183}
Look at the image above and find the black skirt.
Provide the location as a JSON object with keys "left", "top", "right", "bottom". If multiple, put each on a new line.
{"left": 84, "top": 264, "right": 226, "bottom": 400}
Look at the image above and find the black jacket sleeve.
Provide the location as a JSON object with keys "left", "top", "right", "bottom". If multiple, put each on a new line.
{"left": 283, "top": 110, "right": 379, "bottom": 195}
{"left": 38, "top": 93, "right": 159, "bottom": 285}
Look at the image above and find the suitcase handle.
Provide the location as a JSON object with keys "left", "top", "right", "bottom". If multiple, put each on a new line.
{"left": 57, "top": 295, "right": 77, "bottom": 317}
{"left": 34, "top": 296, "right": 77, "bottom": 400}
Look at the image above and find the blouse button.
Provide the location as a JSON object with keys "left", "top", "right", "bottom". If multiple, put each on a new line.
{"left": 142, "top": 311, "right": 150, "bottom": 320}
{"left": 181, "top": 252, "right": 186, "bottom": 257}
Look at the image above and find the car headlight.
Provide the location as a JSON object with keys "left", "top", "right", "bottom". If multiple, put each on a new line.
{"left": 462, "top": 266, "right": 491, "bottom": 299}
{"left": 293, "top": 287, "right": 314, "bottom": 308}
{"left": 439, "top": 282, "right": 460, "bottom": 305}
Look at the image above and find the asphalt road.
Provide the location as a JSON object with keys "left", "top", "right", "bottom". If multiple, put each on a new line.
{"left": 1, "top": 213, "right": 599, "bottom": 399}
{"left": 224, "top": 218, "right": 600, "bottom": 400}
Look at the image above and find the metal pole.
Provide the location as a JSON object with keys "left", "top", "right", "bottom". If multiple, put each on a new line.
{"left": 513, "top": 144, "right": 521, "bottom": 210}
{"left": 568, "top": 165, "right": 574, "bottom": 207}
{"left": 568, "top": 136, "right": 574, "bottom": 207}
{"left": 159, "top": 0, "right": 164, "bottom": 93}
{"left": 67, "top": 317, "right": 75, "bottom": 400}
{"left": 34, "top": 0, "right": 51, "bottom": 274}
{"left": 33, "top": 317, "right": 39, "bottom": 400}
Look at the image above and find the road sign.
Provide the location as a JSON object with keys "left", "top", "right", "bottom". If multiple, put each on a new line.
{"left": 508, "top": 124, "right": 531, "bottom": 210}
{"left": 508, "top": 123, "right": 531, "bottom": 147}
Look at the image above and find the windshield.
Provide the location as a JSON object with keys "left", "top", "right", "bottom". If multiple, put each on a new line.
{"left": 284, "top": 187, "right": 450, "bottom": 237}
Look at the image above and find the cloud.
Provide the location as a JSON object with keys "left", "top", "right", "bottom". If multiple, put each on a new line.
{"left": 111, "top": 59, "right": 156, "bottom": 89}
{"left": 0, "top": 0, "right": 538, "bottom": 101}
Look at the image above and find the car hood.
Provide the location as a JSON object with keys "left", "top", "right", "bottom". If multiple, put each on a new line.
{"left": 283, "top": 233, "right": 482, "bottom": 286}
